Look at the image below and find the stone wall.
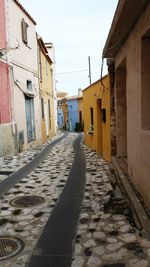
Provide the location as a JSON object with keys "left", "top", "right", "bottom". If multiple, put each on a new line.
{"left": 0, "top": 123, "right": 17, "bottom": 156}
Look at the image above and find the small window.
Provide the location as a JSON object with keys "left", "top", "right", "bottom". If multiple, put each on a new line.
{"left": 90, "top": 107, "right": 94, "bottom": 126}
{"left": 48, "top": 100, "right": 51, "bottom": 116}
{"left": 41, "top": 98, "right": 44, "bottom": 119}
{"left": 39, "top": 52, "right": 42, "bottom": 81}
{"left": 27, "top": 80, "right": 32, "bottom": 91}
{"left": 48, "top": 100, "right": 51, "bottom": 129}
{"left": 21, "top": 18, "right": 28, "bottom": 45}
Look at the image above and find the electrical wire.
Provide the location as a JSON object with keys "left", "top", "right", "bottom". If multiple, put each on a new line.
{"left": 56, "top": 69, "right": 88, "bottom": 75}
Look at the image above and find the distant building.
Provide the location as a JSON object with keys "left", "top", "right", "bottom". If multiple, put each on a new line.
{"left": 83, "top": 76, "right": 111, "bottom": 162}
{"left": 67, "top": 96, "right": 79, "bottom": 132}
{"left": 57, "top": 91, "right": 68, "bottom": 100}
{"left": 57, "top": 98, "right": 68, "bottom": 130}
{"left": 57, "top": 90, "right": 84, "bottom": 132}
{"left": 103, "top": 0, "right": 150, "bottom": 207}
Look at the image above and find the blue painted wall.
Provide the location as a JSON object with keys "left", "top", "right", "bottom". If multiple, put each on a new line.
{"left": 67, "top": 99, "right": 79, "bottom": 131}
{"left": 57, "top": 107, "right": 64, "bottom": 129}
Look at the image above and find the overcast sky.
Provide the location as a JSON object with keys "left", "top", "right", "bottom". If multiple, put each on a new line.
{"left": 19, "top": 0, "right": 118, "bottom": 95}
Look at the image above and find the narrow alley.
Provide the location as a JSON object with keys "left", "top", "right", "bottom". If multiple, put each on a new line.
{"left": 0, "top": 133, "right": 149, "bottom": 267}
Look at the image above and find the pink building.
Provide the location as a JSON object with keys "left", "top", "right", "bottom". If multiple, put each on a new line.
{"left": 0, "top": 0, "right": 42, "bottom": 156}
{"left": 0, "top": 0, "right": 11, "bottom": 124}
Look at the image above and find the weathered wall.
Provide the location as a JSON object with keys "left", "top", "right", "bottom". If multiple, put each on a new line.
{"left": 67, "top": 99, "right": 78, "bottom": 131}
{"left": 115, "top": 3, "right": 150, "bottom": 207}
{"left": 39, "top": 45, "right": 55, "bottom": 144}
{"left": 6, "top": 0, "right": 42, "bottom": 150}
{"left": 101, "top": 76, "right": 111, "bottom": 162}
{"left": 0, "top": 123, "right": 17, "bottom": 156}
{"left": 0, "top": 62, "right": 11, "bottom": 123}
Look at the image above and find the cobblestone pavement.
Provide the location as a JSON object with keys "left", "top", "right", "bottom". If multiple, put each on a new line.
{"left": 0, "top": 133, "right": 76, "bottom": 267}
{"left": 0, "top": 132, "right": 64, "bottom": 181}
{"left": 71, "top": 144, "right": 150, "bottom": 267}
{"left": 0, "top": 133, "right": 150, "bottom": 267}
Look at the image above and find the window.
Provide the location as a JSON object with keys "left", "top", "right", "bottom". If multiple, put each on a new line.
{"left": 48, "top": 100, "right": 51, "bottom": 129}
{"left": 25, "top": 96, "right": 35, "bottom": 142}
{"left": 21, "top": 18, "right": 28, "bottom": 45}
{"left": 48, "top": 99, "right": 51, "bottom": 116}
{"left": 39, "top": 51, "right": 42, "bottom": 81}
{"left": 27, "top": 80, "right": 32, "bottom": 91}
{"left": 90, "top": 107, "right": 94, "bottom": 126}
{"left": 41, "top": 98, "right": 44, "bottom": 119}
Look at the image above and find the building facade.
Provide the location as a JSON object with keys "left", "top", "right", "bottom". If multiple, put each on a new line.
{"left": 38, "top": 37, "right": 55, "bottom": 144}
{"left": 45, "top": 43, "right": 57, "bottom": 133}
{"left": 0, "top": 0, "right": 42, "bottom": 155}
{"left": 0, "top": 0, "right": 16, "bottom": 155}
{"left": 103, "top": 0, "right": 150, "bottom": 207}
{"left": 57, "top": 98, "right": 68, "bottom": 130}
{"left": 83, "top": 76, "right": 111, "bottom": 162}
{"left": 67, "top": 97, "right": 79, "bottom": 132}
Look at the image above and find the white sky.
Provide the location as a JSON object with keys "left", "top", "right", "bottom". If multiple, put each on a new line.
{"left": 19, "top": 0, "right": 118, "bottom": 95}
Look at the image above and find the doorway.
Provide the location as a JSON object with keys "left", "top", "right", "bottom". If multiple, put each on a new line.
{"left": 25, "top": 96, "right": 35, "bottom": 142}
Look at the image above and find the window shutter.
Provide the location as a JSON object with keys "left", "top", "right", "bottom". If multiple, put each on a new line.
{"left": 21, "top": 19, "right": 28, "bottom": 44}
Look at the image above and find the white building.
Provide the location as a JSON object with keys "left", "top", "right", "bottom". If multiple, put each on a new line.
{"left": 5, "top": 0, "right": 42, "bottom": 152}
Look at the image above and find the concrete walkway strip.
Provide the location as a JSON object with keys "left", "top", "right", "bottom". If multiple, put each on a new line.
{"left": 0, "top": 133, "right": 67, "bottom": 198}
{"left": 28, "top": 134, "right": 86, "bottom": 267}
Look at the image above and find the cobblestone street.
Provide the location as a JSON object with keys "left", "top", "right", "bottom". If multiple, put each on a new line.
{"left": 72, "top": 144, "right": 150, "bottom": 267}
{"left": 0, "top": 133, "right": 149, "bottom": 267}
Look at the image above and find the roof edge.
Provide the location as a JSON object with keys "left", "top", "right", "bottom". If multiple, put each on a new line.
{"left": 13, "top": 0, "right": 36, "bottom": 25}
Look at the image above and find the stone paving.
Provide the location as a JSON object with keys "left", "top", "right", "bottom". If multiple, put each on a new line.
{"left": 71, "top": 144, "right": 150, "bottom": 267}
{"left": 0, "top": 133, "right": 76, "bottom": 267}
{"left": 0, "top": 133, "right": 150, "bottom": 267}
{"left": 0, "top": 132, "right": 64, "bottom": 179}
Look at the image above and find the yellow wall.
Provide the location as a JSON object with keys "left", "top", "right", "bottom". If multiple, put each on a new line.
{"left": 78, "top": 97, "right": 84, "bottom": 123}
{"left": 83, "top": 75, "right": 111, "bottom": 162}
{"left": 39, "top": 47, "right": 55, "bottom": 144}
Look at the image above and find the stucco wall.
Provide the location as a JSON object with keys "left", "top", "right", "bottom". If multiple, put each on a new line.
{"left": 46, "top": 45, "right": 57, "bottom": 133}
{"left": 115, "top": 3, "right": 150, "bottom": 207}
{"left": 0, "top": 0, "right": 6, "bottom": 48}
{"left": 83, "top": 81, "right": 102, "bottom": 154}
{"left": 6, "top": 0, "right": 42, "bottom": 150}
{"left": 0, "top": 123, "right": 17, "bottom": 156}
{"left": 83, "top": 77, "right": 111, "bottom": 162}
{"left": 67, "top": 99, "right": 78, "bottom": 131}
{"left": 39, "top": 45, "right": 55, "bottom": 144}
{"left": 0, "top": 62, "right": 11, "bottom": 123}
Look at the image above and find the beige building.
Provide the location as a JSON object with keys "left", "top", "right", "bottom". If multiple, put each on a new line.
{"left": 37, "top": 37, "right": 56, "bottom": 144}
{"left": 103, "top": 0, "right": 150, "bottom": 208}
